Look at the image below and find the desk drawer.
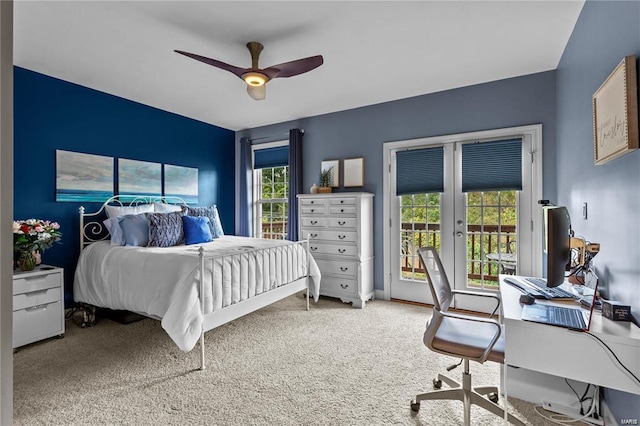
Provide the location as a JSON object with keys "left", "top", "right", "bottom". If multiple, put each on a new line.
{"left": 13, "top": 301, "right": 63, "bottom": 348}
{"left": 309, "top": 243, "right": 356, "bottom": 258}
{"left": 13, "top": 287, "right": 61, "bottom": 311}
{"left": 13, "top": 272, "right": 61, "bottom": 295}
{"left": 316, "top": 259, "right": 358, "bottom": 278}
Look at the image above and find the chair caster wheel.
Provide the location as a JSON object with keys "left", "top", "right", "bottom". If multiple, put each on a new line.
{"left": 80, "top": 322, "right": 87, "bottom": 328}
{"left": 488, "top": 392, "right": 499, "bottom": 403}
{"left": 410, "top": 400, "right": 421, "bottom": 412}
{"left": 433, "top": 379, "right": 442, "bottom": 389}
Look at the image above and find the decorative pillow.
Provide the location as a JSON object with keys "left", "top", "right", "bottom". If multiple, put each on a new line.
{"left": 181, "top": 205, "right": 224, "bottom": 238}
{"left": 146, "top": 212, "right": 184, "bottom": 247}
{"left": 153, "top": 202, "right": 183, "bottom": 213}
{"left": 103, "top": 217, "right": 125, "bottom": 246}
{"left": 182, "top": 215, "right": 212, "bottom": 245}
{"left": 105, "top": 203, "right": 153, "bottom": 219}
{"left": 119, "top": 213, "right": 150, "bottom": 247}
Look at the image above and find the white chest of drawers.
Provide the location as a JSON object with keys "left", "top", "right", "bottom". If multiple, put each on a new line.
{"left": 298, "top": 192, "right": 374, "bottom": 308}
{"left": 13, "top": 265, "right": 65, "bottom": 348}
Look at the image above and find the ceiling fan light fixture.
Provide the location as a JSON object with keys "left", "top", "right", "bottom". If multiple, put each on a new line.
{"left": 242, "top": 72, "right": 268, "bottom": 87}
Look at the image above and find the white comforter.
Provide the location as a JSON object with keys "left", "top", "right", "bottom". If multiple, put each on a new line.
{"left": 74, "top": 236, "right": 321, "bottom": 351}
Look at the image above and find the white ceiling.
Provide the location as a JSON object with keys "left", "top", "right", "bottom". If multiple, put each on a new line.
{"left": 14, "top": 1, "right": 584, "bottom": 131}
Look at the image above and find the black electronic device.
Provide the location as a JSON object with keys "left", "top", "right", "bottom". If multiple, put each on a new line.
{"left": 519, "top": 294, "right": 536, "bottom": 305}
{"left": 544, "top": 206, "right": 572, "bottom": 287}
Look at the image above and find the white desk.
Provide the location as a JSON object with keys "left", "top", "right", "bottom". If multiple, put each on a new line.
{"left": 500, "top": 275, "right": 640, "bottom": 396}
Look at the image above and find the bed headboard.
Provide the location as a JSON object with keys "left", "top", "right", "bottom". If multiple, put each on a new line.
{"left": 79, "top": 195, "right": 187, "bottom": 250}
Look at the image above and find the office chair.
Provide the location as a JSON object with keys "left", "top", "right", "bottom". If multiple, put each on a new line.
{"left": 411, "top": 247, "right": 526, "bottom": 426}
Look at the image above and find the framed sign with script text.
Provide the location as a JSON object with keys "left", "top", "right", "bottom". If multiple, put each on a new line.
{"left": 593, "top": 55, "right": 638, "bottom": 165}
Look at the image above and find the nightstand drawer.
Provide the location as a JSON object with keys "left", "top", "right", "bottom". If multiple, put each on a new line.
{"left": 13, "top": 271, "right": 61, "bottom": 295}
{"left": 316, "top": 259, "right": 358, "bottom": 277}
{"left": 309, "top": 243, "right": 356, "bottom": 257}
{"left": 13, "top": 301, "right": 63, "bottom": 348}
{"left": 321, "top": 277, "right": 357, "bottom": 296}
{"left": 13, "top": 287, "right": 61, "bottom": 311}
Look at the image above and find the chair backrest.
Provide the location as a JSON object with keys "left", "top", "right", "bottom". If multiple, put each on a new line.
{"left": 417, "top": 247, "right": 453, "bottom": 313}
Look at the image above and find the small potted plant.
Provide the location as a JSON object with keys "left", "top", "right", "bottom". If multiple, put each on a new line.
{"left": 319, "top": 167, "right": 333, "bottom": 193}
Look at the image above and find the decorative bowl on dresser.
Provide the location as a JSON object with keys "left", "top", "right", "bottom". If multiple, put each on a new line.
{"left": 13, "top": 265, "right": 65, "bottom": 348}
{"left": 298, "top": 192, "right": 374, "bottom": 308}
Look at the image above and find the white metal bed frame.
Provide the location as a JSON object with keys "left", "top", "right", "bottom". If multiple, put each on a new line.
{"left": 78, "top": 195, "right": 312, "bottom": 370}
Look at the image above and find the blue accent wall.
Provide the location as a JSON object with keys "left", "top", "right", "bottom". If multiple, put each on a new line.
{"left": 237, "top": 70, "right": 557, "bottom": 295}
{"left": 556, "top": 1, "right": 640, "bottom": 421}
{"left": 14, "top": 67, "right": 235, "bottom": 305}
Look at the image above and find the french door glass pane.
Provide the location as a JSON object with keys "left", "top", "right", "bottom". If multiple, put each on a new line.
{"left": 466, "top": 190, "right": 517, "bottom": 289}
{"left": 399, "top": 193, "right": 441, "bottom": 281}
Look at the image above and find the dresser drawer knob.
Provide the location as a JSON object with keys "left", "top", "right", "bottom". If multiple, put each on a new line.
{"left": 340, "top": 200, "right": 344, "bottom": 204}
{"left": 340, "top": 267, "right": 349, "bottom": 272}
{"left": 310, "top": 247, "right": 317, "bottom": 251}
{"left": 340, "top": 283, "right": 349, "bottom": 289}
{"left": 338, "top": 235, "right": 346, "bottom": 240}
{"left": 338, "top": 221, "right": 346, "bottom": 226}
{"left": 338, "top": 248, "right": 346, "bottom": 253}
{"left": 311, "top": 220, "right": 318, "bottom": 225}
{"left": 340, "top": 209, "right": 344, "bottom": 213}
{"left": 310, "top": 209, "right": 314, "bottom": 213}
{"left": 310, "top": 200, "right": 315, "bottom": 204}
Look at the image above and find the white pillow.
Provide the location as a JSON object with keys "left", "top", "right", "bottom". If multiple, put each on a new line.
{"left": 153, "top": 202, "right": 183, "bottom": 213}
{"left": 105, "top": 204, "right": 153, "bottom": 218}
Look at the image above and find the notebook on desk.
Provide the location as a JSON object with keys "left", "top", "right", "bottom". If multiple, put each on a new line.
{"left": 520, "top": 272, "right": 599, "bottom": 331}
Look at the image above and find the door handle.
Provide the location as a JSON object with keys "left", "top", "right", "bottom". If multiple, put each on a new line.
{"left": 456, "top": 231, "right": 464, "bottom": 237}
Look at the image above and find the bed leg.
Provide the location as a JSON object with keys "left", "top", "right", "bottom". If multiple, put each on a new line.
{"left": 200, "top": 331, "right": 206, "bottom": 370}
{"left": 306, "top": 283, "right": 310, "bottom": 311}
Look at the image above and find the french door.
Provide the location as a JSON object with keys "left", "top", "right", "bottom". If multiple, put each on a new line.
{"left": 385, "top": 126, "right": 542, "bottom": 313}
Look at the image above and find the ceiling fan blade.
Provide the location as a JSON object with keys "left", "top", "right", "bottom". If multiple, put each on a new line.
{"left": 174, "top": 50, "right": 247, "bottom": 79}
{"left": 262, "top": 55, "right": 324, "bottom": 79}
{"left": 247, "top": 84, "right": 266, "bottom": 101}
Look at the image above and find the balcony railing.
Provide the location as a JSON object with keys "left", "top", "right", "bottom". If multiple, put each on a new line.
{"left": 401, "top": 223, "right": 517, "bottom": 283}
{"left": 262, "top": 221, "right": 517, "bottom": 282}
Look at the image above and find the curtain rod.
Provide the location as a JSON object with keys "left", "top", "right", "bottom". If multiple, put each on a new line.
{"left": 246, "top": 129, "right": 304, "bottom": 143}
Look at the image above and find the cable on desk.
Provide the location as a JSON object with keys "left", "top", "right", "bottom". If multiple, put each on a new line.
{"left": 585, "top": 331, "right": 640, "bottom": 385}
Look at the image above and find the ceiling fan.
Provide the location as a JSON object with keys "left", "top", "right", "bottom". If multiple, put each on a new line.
{"left": 175, "top": 42, "right": 324, "bottom": 100}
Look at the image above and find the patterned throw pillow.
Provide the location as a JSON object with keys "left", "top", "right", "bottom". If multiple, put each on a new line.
{"left": 146, "top": 212, "right": 184, "bottom": 247}
{"left": 181, "top": 206, "right": 224, "bottom": 238}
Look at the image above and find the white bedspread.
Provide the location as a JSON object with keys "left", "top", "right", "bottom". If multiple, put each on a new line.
{"left": 74, "top": 236, "right": 321, "bottom": 351}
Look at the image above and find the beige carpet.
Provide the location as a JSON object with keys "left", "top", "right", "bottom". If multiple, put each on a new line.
{"left": 14, "top": 295, "right": 554, "bottom": 425}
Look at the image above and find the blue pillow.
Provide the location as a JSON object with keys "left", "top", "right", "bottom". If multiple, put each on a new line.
{"left": 119, "top": 213, "right": 150, "bottom": 247}
{"left": 103, "top": 217, "right": 125, "bottom": 246}
{"left": 181, "top": 205, "right": 224, "bottom": 238}
{"left": 182, "top": 215, "right": 212, "bottom": 245}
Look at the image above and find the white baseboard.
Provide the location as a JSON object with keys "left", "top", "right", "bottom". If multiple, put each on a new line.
{"left": 375, "top": 289, "right": 387, "bottom": 301}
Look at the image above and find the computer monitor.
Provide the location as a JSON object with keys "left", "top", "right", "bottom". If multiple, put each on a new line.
{"left": 545, "top": 206, "right": 572, "bottom": 287}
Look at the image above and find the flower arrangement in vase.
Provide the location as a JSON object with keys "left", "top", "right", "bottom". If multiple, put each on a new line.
{"left": 319, "top": 167, "right": 333, "bottom": 193}
{"left": 13, "top": 219, "right": 62, "bottom": 271}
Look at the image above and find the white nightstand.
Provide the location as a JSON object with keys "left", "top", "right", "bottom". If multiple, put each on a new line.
{"left": 13, "top": 265, "right": 65, "bottom": 348}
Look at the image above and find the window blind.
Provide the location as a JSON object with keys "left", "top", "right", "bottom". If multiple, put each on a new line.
{"left": 396, "top": 146, "right": 444, "bottom": 195}
{"left": 461, "top": 138, "right": 522, "bottom": 193}
{"left": 253, "top": 146, "right": 289, "bottom": 169}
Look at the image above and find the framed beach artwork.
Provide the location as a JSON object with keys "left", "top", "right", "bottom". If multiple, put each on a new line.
{"left": 164, "top": 164, "right": 198, "bottom": 204}
{"left": 118, "top": 158, "right": 161, "bottom": 201}
{"left": 56, "top": 150, "right": 114, "bottom": 202}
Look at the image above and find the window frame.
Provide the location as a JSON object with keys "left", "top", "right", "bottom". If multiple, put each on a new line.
{"left": 251, "top": 140, "right": 289, "bottom": 240}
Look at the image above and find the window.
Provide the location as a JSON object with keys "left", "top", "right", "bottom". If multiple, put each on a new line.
{"left": 252, "top": 142, "right": 289, "bottom": 240}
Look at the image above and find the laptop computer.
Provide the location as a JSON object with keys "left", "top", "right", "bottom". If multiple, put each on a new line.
{"left": 520, "top": 271, "right": 599, "bottom": 331}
